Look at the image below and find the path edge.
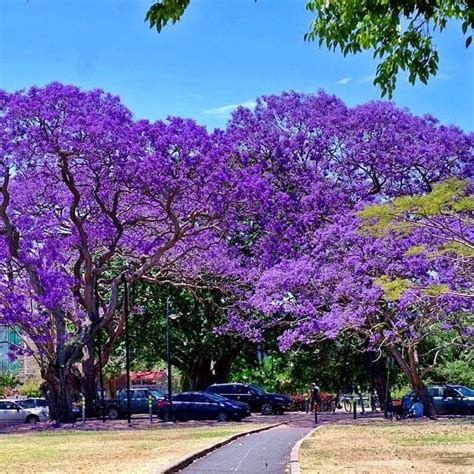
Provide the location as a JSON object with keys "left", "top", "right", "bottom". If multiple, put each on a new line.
{"left": 289, "top": 425, "right": 323, "bottom": 474}
{"left": 158, "top": 421, "right": 287, "bottom": 473}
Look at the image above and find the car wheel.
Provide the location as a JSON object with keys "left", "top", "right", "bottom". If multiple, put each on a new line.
{"left": 261, "top": 403, "right": 273, "bottom": 415}
{"left": 26, "top": 415, "right": 39, "bottom": 424}
{"left": 107, "top": 407, "right": 119, "bottom": 421}
{"left": 217, "top": 411, "right": 229, "bottom": 422}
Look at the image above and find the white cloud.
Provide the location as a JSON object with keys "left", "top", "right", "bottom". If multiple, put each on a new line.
{"left": 358, "top": 74, "right": 375, "bottom": 84}
{"left": 336, "top": 77, "right": 352, "bottom": 85}
{"left": 203, "top": 100, "right": 256, "bottom": 116}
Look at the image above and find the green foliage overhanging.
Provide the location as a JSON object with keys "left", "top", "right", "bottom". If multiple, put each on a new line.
{"left": 145, "top": 1, "right": 474, "bottom": 97}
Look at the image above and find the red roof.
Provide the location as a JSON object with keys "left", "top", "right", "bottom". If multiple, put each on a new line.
{"left": 129, "top": 370, "right": 166, "bottom": 382}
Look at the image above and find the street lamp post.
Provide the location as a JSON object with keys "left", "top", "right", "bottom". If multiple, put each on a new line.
{"left": 166, "top": 296, "right": 179, "bottom": 421}
{"left": 121, "top": 273, "right": 132, "bottom": 425}
{"left": 94, "top": 272, "right": 106, "bottom": 423}
{"left": 384, "top": 356, "right": 394, "bottom": 419}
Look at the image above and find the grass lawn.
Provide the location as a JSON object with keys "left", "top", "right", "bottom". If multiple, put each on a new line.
{"left": 0, "top": 424, "right": 265, "bottom": 473}
{"left": 299, "top": 420, "right": 474, "bottom": 473}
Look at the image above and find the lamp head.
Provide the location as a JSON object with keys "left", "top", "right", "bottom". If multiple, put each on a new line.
{"left": 168, "top": 311, "right": 180, "bottom": 320}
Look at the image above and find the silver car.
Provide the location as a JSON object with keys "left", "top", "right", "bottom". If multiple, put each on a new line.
{"left": 0, "top": 399, "right": 49, "bottom": 424}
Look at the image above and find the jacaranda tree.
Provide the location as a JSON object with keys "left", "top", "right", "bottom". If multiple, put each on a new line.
{"left": 220, "top": 92, "right": 473, "bottom": 416}
{"left": 0, "top": 83, "right": 254, "bottom": 421}
{"left": 1, "top": 85, "right": 472, "bottom": 420}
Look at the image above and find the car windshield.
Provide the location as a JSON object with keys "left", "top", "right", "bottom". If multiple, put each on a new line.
{"left": 203, "top": 392, "right": 227, "bottom": 402}
{"left": 34, "top": 399, "right": 48, "bottom": 407}
{"left": 149, "top": 390, "right": 163, "bottom": 398}
{"left": 249, "top": 384, "right": 267, "bottom": 395}
{"left": 456, "top": 386, "right": 474, "bottom": 397}
{"left": 16, "top": 400, "right": 34, "bottom": 409}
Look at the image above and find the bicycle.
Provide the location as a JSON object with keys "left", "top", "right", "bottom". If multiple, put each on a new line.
{"left": 319, "top": 397, "right": 337, "bottom": 412}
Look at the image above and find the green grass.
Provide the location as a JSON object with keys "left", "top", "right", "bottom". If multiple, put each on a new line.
{"left": 0, "top": 424, "right": 264, "bottom": 473}
{"left": 300, "top": 421, "right": 474, "bottom": 473}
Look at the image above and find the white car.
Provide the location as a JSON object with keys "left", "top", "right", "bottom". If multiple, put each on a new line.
{"left": 0, "top": 399, "right": 49, "bottom": 424}
{"left": 16, "top": 398, "right": 49, "bottom": 414}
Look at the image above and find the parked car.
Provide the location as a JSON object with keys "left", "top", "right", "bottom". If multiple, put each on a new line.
{"left": 98, "top": 388, "right": 164, "bottom": 420}
{"left": 0, "top": 399, "right": 49, "bottom": 424}
{"left": 402, "top": 384, "right": 474, "bottom": 416}
{"left": 206, "top": 383, "right": 293, "bottom": 415}
{"left": 157, "top": 391, "right": 251, "bottom": 422}
{"left": 16, "top": 398, "right": 49, "bottom": 411}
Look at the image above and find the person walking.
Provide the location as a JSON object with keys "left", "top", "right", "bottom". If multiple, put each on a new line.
{"left": 309, "top": 383, "right": 320, "bottom": 414}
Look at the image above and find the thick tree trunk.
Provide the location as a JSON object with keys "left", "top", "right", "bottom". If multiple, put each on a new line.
{"left": 389, "top": 344, "right": 437, "bottom": 418}
{"left": 190, "top": 355, "right": 214, "bottom": 390}
{"left": 410, "top": 376, "right": 436, "bottom": 418}
{"left": 41, "top": 365, "right": 76, "bottom": 423}
{"left": 81, "top": 347, "right": 98, "bottom": 417}
{"left": 188, "top": 353, "right": 237, "bottom": 390}
{"left": 213, "top": 356, "right": 233, "bottom": 383}
{"left": 363, "top": 350, "right": 388, "bottom": 407}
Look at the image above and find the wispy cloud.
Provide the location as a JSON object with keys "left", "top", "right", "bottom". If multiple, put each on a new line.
{"left": 336, "top": 77, "right": 352, "bottom": 85}
{"left": 203, "top": 100, "right": 256, "bottom": 116}
{"left": 358, "top": 74, "right": 375, "bottom": 84}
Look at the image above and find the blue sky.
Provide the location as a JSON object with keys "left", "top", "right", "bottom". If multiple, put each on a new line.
{"left": 1, "top": 0, "right": 473, "bottom": 131}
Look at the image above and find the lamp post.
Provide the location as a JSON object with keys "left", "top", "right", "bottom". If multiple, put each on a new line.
{"left": 166, "top": 296, "right": 179, "bottom": 421}
{"left": 121, "top": 273, "right": 132, "bottom": 425}
{"left": 93, "top": 271, "right": 106, "bottom": 423}
{"left": 384, "top": 356, "right": 394, "bottom": 419}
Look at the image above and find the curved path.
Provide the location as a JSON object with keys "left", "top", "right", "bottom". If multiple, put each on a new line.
{"left": 180, "top": 424, "right": 311, "bottom": 473}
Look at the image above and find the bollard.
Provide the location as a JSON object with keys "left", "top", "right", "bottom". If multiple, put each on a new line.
{"left": 148, "top": 395, "right": 153, "bottom": 423}
{"left": 352, "top": 400, "right": 357, "bottom": 420}
{"left": 314, "top": 408, "right": 318, "bottom": 424}
{"left": 81, "top": 395, "right": 86, "bottom": 423}
{"left": 358, "top": 392, "right": 365, "bottom": 415}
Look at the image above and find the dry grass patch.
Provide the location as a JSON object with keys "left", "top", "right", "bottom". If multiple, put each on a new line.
{"left": 300, "top": 420, "right": 473, "bottom": 473}
{"left": 0, "top": 423, "right": 265, "bottom": 473}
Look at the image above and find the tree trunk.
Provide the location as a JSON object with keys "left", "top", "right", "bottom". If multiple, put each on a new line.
{"left": 41, "top": 364, "right": 76, "bottom": 423}
{"left": 363, "top": 350, "right": 388, "bottom": 407}
{"left": 190, "top": 355, "right": 214, "bottom": 390}
{"left": 188, "top": 352, "right": 237, "bottom": 390}
{"left": 81, "top": 345, "right": 98, "bottom": 417}
{"left": 213, "top": 356, "right": 233, "bottom": 383}
{"left": 388, "top": 344, "right": 437, "bottom": 418}
{"left": 410, "top": 375, "right": 436, "bottom": 418}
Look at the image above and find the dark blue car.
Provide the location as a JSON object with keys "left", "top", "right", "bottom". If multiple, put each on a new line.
{"left": 157, "top": 391, "right": 251, "bottom": 422}
{"left": 402, "top": 384, "right": 474, "bottom": 416}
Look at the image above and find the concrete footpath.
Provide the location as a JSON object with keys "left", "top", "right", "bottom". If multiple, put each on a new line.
{"left": 180, "top": 424, "right": 311, "bottom": 473}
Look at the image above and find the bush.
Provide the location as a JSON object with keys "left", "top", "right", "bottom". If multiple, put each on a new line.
{"left": 17, "top": 376, "right": 42, "bottom": 398}
{"left": 0, "top": 373, "right": 21, "bottom": 397}
{"left": 288, "top": 393, "right": 307, "bottom": 411}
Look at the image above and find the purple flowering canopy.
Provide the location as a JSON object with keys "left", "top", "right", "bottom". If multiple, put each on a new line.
{"left": 0, "top": 84, "right": 472, "bottom": 420}
{"left": 219, "top": 91, "right": 472, "bottom": 414}
{"left": 0, "top": 84, "right": 257, "bottom": 419}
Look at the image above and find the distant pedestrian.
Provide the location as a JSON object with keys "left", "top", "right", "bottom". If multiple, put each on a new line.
{"left": 310, "top": 383, "right": 320, "bottom": 414}
{"left": 370, "top": 389, "right": 378, "bottom": 412}
{"left": 407, "top": 397, "right": 424, "bottom": 418}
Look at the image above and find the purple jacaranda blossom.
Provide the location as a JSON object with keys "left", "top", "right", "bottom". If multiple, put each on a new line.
{"left": 1, "top": 85, "right": 472, "bottom": 421}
